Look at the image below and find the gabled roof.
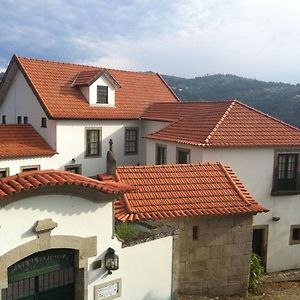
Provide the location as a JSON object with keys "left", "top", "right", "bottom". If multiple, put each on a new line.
{"left": 0, "top": 55, "right": 179, "bottom": 120}
{"left": 101, "top": 163, "right": 267, "bottom": 222}
{"left": 143, "top": 100, "right": 300, "bottom": 147}
{"left": 71, "top": 69, "right": 121, "bottom": 88}
{"left": 0, "top": 124, "right": 56, "bottom": 159}
{"left": 0, "top": 170, "right": 132, "bottom": 202}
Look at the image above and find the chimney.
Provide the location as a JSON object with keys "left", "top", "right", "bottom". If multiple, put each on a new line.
{"left": 107, "top": 139, "right": 116, "bottom": 176}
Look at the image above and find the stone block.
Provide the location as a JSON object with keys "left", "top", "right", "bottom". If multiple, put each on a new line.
{"left": 209, "top": 245, "right": 224, "bottom": 259}
{"left": 195, "top": 247, "right": 209, "bottom": 261}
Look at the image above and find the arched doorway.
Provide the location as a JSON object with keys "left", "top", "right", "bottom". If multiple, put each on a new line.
{"left": 1, "top": 249, "right": 75, "bottom": 300}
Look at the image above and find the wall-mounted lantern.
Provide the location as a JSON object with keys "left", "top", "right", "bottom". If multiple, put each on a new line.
{"left": 105, "top": 248, "right": 119, "bottom": 274}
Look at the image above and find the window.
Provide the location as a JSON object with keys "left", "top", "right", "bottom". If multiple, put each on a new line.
{"left": 272, "top": 150, "right": 300, "bottom": 194}
{"left": 125, "top": 128, "right": 138, "bottom": 155}
{"left": 97, "top": 85, "right": 108, "bottom": 104}
{"left": 290, "top": 225, "right": 300, "bottom": 245}
{"left": 2, "top": 115, "right": 6, "bottom": 124}
{"left": 20, "top": 165, "right": 40, "bottom": 172}
{"left": 156, "top": 144, "right": 167, "bottom": 165}
{"left": 86, "top": 129, "right": 101, "bottom": 157}
{"left": 176, "top": 147, "right": 191, "bottom": 164}
{"left": 0, "top": 168, "right": 9, "bottom": 178}
{"left": 65, "top": 164, "right": 81, "bottom": 174}
{"left": 23, "top": 116, "right": 28, "bottom": 124}
{"left": 41, "top": 117, "right": 47, "bottom": 128}
{"left": 17, "top": 116, "right": 22, "bottom": 124}
{"left": 192, "top": 226, "right": 198, "bottom": 240}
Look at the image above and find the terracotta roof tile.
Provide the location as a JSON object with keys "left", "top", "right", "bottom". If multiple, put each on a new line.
{"left": 9, "top": 56, "right": 178, "bottom": 120}
{"left": 72, "top": 69, "right": 121, "bottom": 87}
{"left": 107, "top": 163, "right": 268, "bottom": 221}
{"left": 72, "top": 70, "right": 102, "bottom": 86}
{"left": 0, "top": 170, "right": 132, "bottom": 201}
{"left": 144, "top": 101, "right": 300, "bottom": 147}
{"left": 0, "top": 124, "right": 56, "bottom": 159}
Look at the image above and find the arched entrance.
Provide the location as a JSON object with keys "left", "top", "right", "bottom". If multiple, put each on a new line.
{"left": 1, "top": 249, "right": 75, "bottom": 300}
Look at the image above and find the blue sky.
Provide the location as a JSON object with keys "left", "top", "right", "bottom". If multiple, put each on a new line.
{"left": 1, "top": 0, "right": 300, "bottom": 83}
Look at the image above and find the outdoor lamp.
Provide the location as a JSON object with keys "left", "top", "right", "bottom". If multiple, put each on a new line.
{"left": 105, "top": 248, "right": 119, "bottom": 274}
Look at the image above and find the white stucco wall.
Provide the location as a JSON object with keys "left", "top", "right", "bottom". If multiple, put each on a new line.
{"left": 140, "top": 120, "right": 171, "bottom": 165}
{"left": 0, "top": 193, "right": 173, "bottom": 300}
{"left": 0, "top": 70, "right": 57, "bottom": 149}
{"left": 145, "top": 139, "right": 203, "bottom": 165}
{"left": 0, "top": 155, "right": 57, "bottom": 176}
{"left": 56, "top": 120, "right": 142, "bottom": 176}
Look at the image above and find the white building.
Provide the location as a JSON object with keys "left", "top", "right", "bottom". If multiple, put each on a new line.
{"left": 0, "top": 170, "right": 174, "bottom": 300}
{"left": 1, "top": 54, "right": 300, "bottom": 279}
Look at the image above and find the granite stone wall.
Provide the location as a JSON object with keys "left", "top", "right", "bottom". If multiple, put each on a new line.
{"left": 166, "top": 215, "right": 253, "bottom": 297}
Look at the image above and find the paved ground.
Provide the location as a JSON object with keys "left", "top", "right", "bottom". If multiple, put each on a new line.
{"left": 179, "top": 271, "right": 300, "bottom": 300}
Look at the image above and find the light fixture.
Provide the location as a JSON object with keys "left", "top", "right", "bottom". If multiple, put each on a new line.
{"left": 105, "top": 248, "right": 119, "bottom": 274}
{"left": 71, "top": 158, "right": 75, "bottom": 163}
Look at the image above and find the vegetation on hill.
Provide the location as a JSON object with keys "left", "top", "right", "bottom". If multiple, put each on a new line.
{"left": 163, "top": 74, "right": 300, "bottom": 128}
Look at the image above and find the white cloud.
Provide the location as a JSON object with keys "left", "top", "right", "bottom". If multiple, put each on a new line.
{"left": 79, "top": 54, "right": 140, "bottom": 71}
{"left": 2, "top": 0, "right": 300, "bottom": 82}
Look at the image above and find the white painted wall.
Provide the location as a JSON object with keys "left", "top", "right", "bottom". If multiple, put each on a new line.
{"left": 56, "top": 120, "right": 142, "bottom": 176}
{"left": 0, "top": 70, "right": 57, "bottom": 149}
{"left": 81, "top": 76, "right": 115, "bottom": 106}
{"left": 0, "top": 155, "right": 57, "bottom": 176}
{"left": 0, "top": 193, "right": 173, "bottom": 300}
{"left": 140, "top": 120, "right": 171, "bottom": 165}
{"left": 145, "top": 139, "right": 203, "bottom": 165}
{"left": 121, "top": 237, "right": 173, "bottom": 300}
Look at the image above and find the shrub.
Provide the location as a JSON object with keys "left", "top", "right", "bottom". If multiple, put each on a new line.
{"left": 115, "top": 222, "right": 138, "bottom": 240}
{"left": 249, "top": 253, "right": 264, "bottom": 293}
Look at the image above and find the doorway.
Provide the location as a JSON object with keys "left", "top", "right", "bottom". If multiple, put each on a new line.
{"left": 252, "top": 226, "right": 268, "bottom": 270}
{"left": 1, "top": 249, "right": 75, "bottom": 300}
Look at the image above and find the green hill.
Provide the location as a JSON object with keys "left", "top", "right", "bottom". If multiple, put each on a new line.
{"left": 163, "top": 74, "right": 300, "bottom": 128}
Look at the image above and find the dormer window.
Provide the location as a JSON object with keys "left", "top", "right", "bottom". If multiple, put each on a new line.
{"left": 72, "top": 69, "right": 121, "bottom": 106}
{"left": 97, "top": 85, "right": 108, "bottom": 104}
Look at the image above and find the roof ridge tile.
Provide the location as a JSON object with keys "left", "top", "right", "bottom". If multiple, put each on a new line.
{"left": 204, "top": 101, "right": 235, "bottom": 145}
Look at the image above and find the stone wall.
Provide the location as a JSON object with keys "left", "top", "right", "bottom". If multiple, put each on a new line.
{"left": 165, "top": 215, "right": 253, "bottom": 297}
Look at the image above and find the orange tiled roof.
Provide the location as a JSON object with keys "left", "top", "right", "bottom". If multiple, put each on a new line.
{"left": 0, "top": 124, "right": 56, "bottom": 159}
{"left": 72, "top": 69, "right": 103, "bottom": 86}
{"left": 108, "top": 163, "right": 267, "bottom": 221}
{"left": 143, "top": 100, "right": 300, "bottom": 147}
{"left": 0, "top": 170, "right": 132, "bottom": 201}
{"left": 8, "top": 55, "right": 178, "bottom": 120}
{"left": 72, "top": 69, "right": 121, "bottom": 87}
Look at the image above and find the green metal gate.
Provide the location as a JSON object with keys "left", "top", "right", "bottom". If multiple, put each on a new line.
{"left": 1, "top": 249, "right": 75, "bottom": 300}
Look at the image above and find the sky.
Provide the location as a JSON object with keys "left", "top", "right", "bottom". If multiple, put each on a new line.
{"left": 1, "top": 0, "right": 300, "bottom": 83}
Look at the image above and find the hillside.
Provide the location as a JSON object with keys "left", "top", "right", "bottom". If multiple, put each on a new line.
{"left": 163, "top": 74, "right": 300, "bottom": 128}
